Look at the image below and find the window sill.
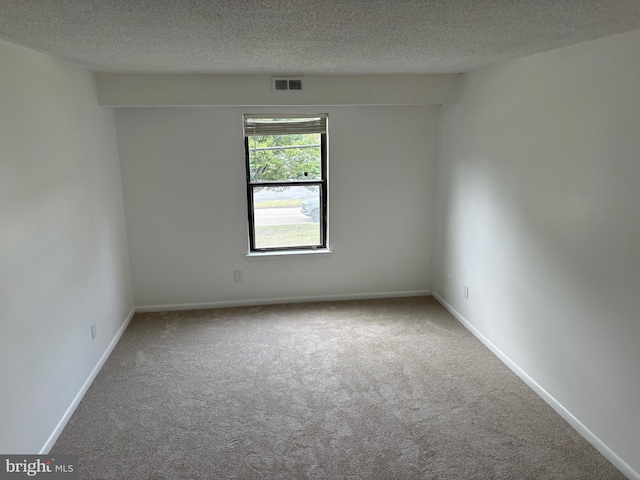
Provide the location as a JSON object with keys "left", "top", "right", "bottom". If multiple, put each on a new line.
{"left": 246, "top": 248, "right": 332, "bottom": 259}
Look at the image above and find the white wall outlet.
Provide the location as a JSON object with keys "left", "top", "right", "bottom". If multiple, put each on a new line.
{"left": 91, "top": 324, "right": 97, "bottom": 340}
{"left": 448, "top": 274, "right": 453, "bottom": 285}
{"left": 234, "top": 270, "right": 242, "bottom": 282}
{"left": 463, "top": 285, "right": 470, "bottom": 299}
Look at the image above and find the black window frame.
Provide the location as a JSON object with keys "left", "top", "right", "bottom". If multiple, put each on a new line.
{"left": 243, "top": 115, "right": 328, "bottom": 253}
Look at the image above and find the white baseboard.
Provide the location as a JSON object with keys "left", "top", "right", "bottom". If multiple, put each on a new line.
{"left": 135, "top": 290, "right": 431, "bottom": 313}
{"left": 432, "top": 291, "right": 639, "bottom": 480}
{"left": 40, "top": 307, "right": 136, "bottom": 454}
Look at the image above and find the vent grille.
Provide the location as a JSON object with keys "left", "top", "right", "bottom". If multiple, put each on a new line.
{"left": 274, "top": 79, "right": 288, "bottom": 91}
{"left": 272, "top": 77, "right": 303, "bottom": 93}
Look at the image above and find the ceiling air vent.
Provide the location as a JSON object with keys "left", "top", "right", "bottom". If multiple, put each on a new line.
{"left": 272, "top": 77, "right": 303, "bottom": 93}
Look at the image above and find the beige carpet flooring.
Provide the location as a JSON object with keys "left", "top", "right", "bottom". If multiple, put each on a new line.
{"left": 52, "top": 296, "right": 624, "bottom": 479}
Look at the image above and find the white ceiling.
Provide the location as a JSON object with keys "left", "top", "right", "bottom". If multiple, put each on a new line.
{"left": 1, "top": 0, "right": 640, "bottom": 74}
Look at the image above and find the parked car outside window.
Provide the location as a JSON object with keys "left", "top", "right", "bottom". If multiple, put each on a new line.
{"left": 301, "top": 196, "right": 320, "bottom": 222}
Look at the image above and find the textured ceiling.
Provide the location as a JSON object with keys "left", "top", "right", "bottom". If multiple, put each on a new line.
{"left": 1, "top": 1, "right": 640, "bottom": 74}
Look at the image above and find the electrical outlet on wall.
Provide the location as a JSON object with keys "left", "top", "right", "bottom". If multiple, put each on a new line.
{"left": 91, "top": 324, "right": 97, "bottom": 340}
{"left": 463, "top": 285, "right": 470, "bottom": 299}
{"left": 234, "top": 270, "right": 242, "bottom": 282}
{"left": 448, "top": 274, "right": 453, "bottom": 285}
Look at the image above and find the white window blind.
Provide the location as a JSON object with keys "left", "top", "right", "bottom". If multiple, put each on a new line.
{"left": 244, "top": 114, "right": 327, "bottom": 136}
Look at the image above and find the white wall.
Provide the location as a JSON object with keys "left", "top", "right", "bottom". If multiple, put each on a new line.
{"left": 434, "top": 29, "right": 640, "bottom": 477}
{"left": 115, "top": 105, "right": 439, "bottom": 308}
{"left": 0, "top": 39, "right": 134, "bottom": 453}
{"left": 96, "top": 73, "right": 460, "bottom": 106}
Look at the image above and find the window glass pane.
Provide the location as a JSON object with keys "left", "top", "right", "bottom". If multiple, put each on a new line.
{"left": 248, "top": 133, "right": 321, "bottom": 182}
{"left": 253, "top": 185, "right": 321, "bottom": 249}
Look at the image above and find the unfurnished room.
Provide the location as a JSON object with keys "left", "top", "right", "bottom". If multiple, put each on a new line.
{"left": 1, "top": 1, "right": 640, "bottom": 478}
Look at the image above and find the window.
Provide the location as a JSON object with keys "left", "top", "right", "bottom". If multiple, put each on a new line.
{"left": 243, "top": 114, "right": 328, "bottom": 253}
